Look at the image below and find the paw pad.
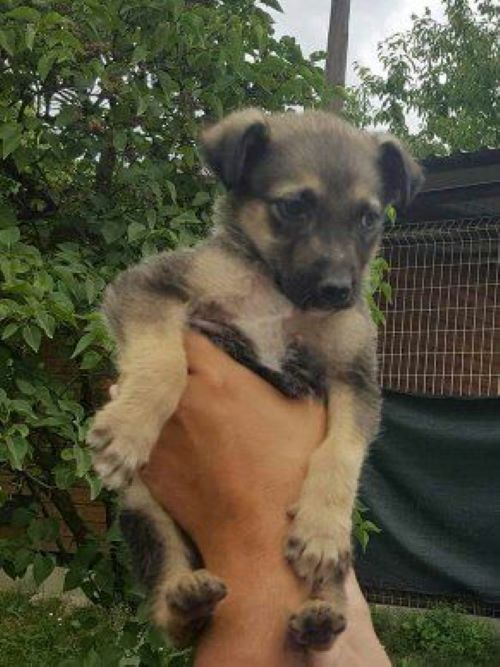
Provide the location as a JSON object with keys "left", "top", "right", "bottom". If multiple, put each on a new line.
{"left": 289, "top": 600, "right": 346, "bottom": 651}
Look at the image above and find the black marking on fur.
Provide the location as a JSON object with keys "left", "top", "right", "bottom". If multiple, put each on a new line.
{"left": 190, "top": 318, "right": 260, "bottom": 369}
{"left": 189, "top": 317, "right": 327, "bottom": 400}
{"left": 120, "top": 510, "right": 164, "bottom": 591}
{"left": 281, "top": 343, "right": 327, "bottom": 400}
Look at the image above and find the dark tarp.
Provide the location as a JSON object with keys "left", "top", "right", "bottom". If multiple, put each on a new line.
{"left": 356, "top": 391, "right": 500, "bottom": 607}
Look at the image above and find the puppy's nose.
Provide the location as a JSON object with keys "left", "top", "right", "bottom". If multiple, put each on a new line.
{"left": 317, "top": 276, "right": 353, "bottom": 307}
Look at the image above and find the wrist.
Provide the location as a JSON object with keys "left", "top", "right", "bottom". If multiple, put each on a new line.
{"left": 194, "top": 517, "right": 308, "bottom": 667}
{"left": 197, "top": 506, "right": 287, "bottom": 572}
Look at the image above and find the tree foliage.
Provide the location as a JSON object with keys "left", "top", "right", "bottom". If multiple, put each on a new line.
{"left": 354, "top": 0, "right": 499, "bottom": 156}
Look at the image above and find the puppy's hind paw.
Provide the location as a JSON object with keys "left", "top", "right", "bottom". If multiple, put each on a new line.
{"left": 289, "top": 600, "right": 346, "bottom": 652}
{"left": 154, "top": 570, "right": 227, "bottom": 647}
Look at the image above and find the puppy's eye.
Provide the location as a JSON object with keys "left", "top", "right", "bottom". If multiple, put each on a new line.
{"left": 359, "top": 211, "right": 379, "bottom": 231}
{"left": 272, "top": 193, "right": 313, "bottom": 221}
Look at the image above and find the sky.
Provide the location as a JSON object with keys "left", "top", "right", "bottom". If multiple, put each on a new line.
{"left": 268, "top": 0, "right": 445, "bottom": 85}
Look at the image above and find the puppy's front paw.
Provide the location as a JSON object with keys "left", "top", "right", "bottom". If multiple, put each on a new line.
{"left": 289, "top": 600, "right": 346, "bottom": 651}
{"left": 285, "top": 503, "right": 351, "bottom": 588}
{"left": 88, "top": 400, "right": 160, "bottom": 489}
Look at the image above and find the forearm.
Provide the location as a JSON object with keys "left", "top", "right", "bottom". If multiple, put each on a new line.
{"left": 194, "top": 520, "right": 308, "bottom": 667}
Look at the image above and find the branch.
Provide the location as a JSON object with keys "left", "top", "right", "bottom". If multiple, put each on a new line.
{"left": 95, "top": 133, "right": 117, "bottom": 193}
{"left": 23, "top": 473, "right": 70, "bottom": 561}
{"left": 30, "top": 440, "right": 90, "bottom": 546}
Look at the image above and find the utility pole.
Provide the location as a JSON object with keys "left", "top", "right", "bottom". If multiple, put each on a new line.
{"left": 325, "top": 0, "right": 351, "bottom": 112}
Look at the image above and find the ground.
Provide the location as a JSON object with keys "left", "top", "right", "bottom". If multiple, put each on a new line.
{"left": 0, "top": 591, "right": 498, "bottom": 666}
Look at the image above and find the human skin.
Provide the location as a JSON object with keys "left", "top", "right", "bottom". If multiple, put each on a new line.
{"left": 140, "top": 332, "right": 390, "bottom": 667}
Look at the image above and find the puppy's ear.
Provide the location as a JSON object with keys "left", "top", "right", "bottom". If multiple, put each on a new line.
{"left": 201, "top": 109, "right": 269, "bottom": 191}
{"left": 376, "top": 135, "right": 424, "bottom": 208}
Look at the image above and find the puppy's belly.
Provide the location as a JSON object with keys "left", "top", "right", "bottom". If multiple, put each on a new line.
{"left": 188, "top": 316, "right": 327, "bottom": 400}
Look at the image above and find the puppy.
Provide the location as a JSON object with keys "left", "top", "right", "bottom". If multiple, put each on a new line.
{"left": 88, "top": 109, "right": 423, "bottom": 650}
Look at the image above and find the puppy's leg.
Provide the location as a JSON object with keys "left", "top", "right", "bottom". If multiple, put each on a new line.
{"left": 286, "top": 363, "right": 381, "bottom": 651}
{"left": 88, "top": 258, "right": 189, "bottom": 489}
{"left": 121, "top": 478, "right": 227, "bottom": 647}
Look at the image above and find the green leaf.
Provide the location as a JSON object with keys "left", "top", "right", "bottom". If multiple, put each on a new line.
{"left": 0, "top": 123, "right": 22, "bottom": 160}
{"left": 71, "top": 332, "right": 95, "bottom": 358}
{"left": 14, "top": 548, "right": 33, "bottom": 576}
{"left": 0, "top": 202, "right": 17, "bottom": 228}
{"left": 6, "top": 434, "right": 29, "bottom": 470}
{"left": 25, "top": 23, "right": 36, "bottom": 50}
{"left": 6, "top": 7, "right": 41, "bottom": 22}
{"left": 12, "top": 507, "right": 34, "bottom": 527}
{"left": 101, "top": 220, "right": 124, "bottom": 244}
{"left": 37, "top": 53, "right": 58, "bottom": 81}
{"left": 54, "top": 464, "right": 76, "bottom": 490}
{"left": 28, "top": 517, "right": 59, "bottom": 543}
{"left": 35, "top": 311, "right": 56, "bottom": 338}
{"left": 13, "top": 423, "right": 29, "bottom": 438}
{"left": 61, "top": 448, "right": 74, "bottom": 461}
{"left": 363, "top": 520, "right": 382, "bottom": 534}
{"left": 0, "top": 29, "right": 15, "bottom": 56}
{"left": 22, "top": 324, "right": 42, "bottom": 352}
{"left": 136, "top": 93, "right": 148, "bottom": 116}
{"left": 260, "top": 0, "right": 283, "bottom": 11}
{"left": 386, "top": 205, "right": 397, "bottom": 224}
{"left": 2, "top": 323, "right": 19, "bottom": 340}
{"left": 127, "top": 221, "right": 146, "bottom": 242}
{"left": 80, "top": 350, "right": 102, "bottom": 370}
{"left": 55, "top": 106, "right": 80, "bottom": 128}
{"left": 166, "top": 180, "right": 177, "bottom": 204}
{"left": 86, "top": 473, "right": 102, "bottom": 501}
{"left": 74, "top": 446, "right": 92, "bottom": 477}
{"left": 33, "top": 553, "right": 55, "bottom": 586}
{"left": 380, "top": 282, "right": 392, "bottom": 302}
{"left": 15, "top": 378, "right": 36, "bottom": 395}
{"left": 85, "top": 275, "right": 103, "bottom": 304}
{"left": 10, "top": 399, "right": 37, "bottom": 419}
{"left": 64, "top": 566, "right": 84, "bottom": 592}
{"left": 0, "top": 226, "right": 20, "bottom": 247}
{"left": 192, "top": 191, "right": 211, "bottom": 207}
{"left": 171, "top": 211, "right": 200, "bottom": 225}
{"left": 113, "top": 129, "right": 127, "bottom": 151}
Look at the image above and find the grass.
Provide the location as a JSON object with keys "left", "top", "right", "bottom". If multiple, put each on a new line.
{"left": 0, "top": 590, "right": 498, "bottom": 666}
{"left": 0, "top": 590, "right": 191, "bottom": 666}
{"left": 372, "top": 604, "right": 500, "bottom": 667}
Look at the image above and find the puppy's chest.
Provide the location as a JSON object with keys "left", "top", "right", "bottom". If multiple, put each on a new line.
{"left": 189, "top": 273, "right": 328, "bottom": 399}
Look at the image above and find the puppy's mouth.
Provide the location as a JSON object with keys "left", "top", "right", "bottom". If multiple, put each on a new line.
{"left": 275, "top": 275, "right": 356, "bottom": 313}
{"left": 300, "top": 292, "right": 355, "bottom": 312}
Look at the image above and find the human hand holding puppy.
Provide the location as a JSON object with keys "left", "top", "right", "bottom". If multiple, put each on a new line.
{"left": 140, "top": 332, "right": 390, "bottom": 667}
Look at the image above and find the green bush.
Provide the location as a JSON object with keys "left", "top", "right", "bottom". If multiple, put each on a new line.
{"left": 372, "top": 604, "right": 500, "bottom": 666}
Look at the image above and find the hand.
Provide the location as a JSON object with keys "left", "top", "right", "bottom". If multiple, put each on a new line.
{"left": 140, "top": 332, "right": 390, "bottom": 666}
{"left": 142, "top": 331, "right": 326, "bottom": 561}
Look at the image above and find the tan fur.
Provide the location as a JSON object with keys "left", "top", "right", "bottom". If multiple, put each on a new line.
{"left": 90, "top": 307, "right": 187, "bottom": 489}
{"left": 270, "top": 175, "right": 324, "bottom": 199}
